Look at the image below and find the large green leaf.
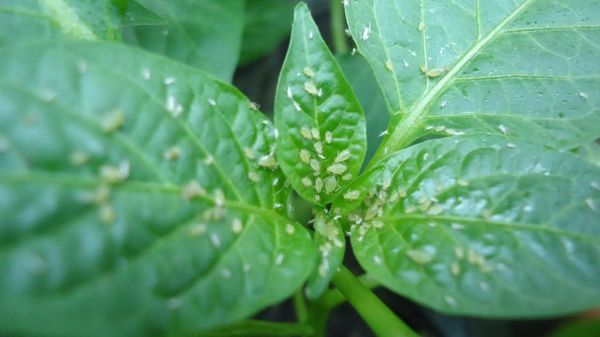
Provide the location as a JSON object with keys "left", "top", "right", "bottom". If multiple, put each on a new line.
{"left": 275, "top": 3, "right": 367, "bottom": 206}
{"left": 346, "top": 0, "right": 600, "bottom": 152}
{"left": 0, "top": 41, "right": 314, "bottom": 337}
{"left": 333, "top": 136, "right": 600, "bottom": 317}
{"left": 123, "top": 0, "right": 244, "bottom": 82}
{"left": 0, "top": 0, "right": 124, "bottom": 43}
{"left": 240, "top": 0, "right": 295, "bottom": 65}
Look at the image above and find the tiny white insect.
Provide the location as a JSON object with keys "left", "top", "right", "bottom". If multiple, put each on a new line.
{"left": 299, "top": 149, "right": 311, "bottom": 163}
{"left": 385, "top": 60, "right": 394, "bottom": 72}
{"left": 208, "top": 98, "right": 217, "bottom": 106}
{"left": 498, "top": 124, "right": 509, "bottom": 134}
{"left": 189, "top": 223, "right": 207, "bottom": 237}
{"left": 324, "top": 176, "right": 337, "bottom": 195}
{"left": 100, "top": 161, "right": 130, "bottom": 184}
{"left": 204, "top": 155, "right": 215, "bottom": 166}
{"left": 258, "top": 155, "right": 277, "bottom": 168}
{"left": 302, "top": 177, "right": 313, "bottom": 187}
{"left": 304, "top": 81, "right": 319, "bottom": 96}
{"left": 244, "top": 147, "right": 255, "bottom": 159}
{"left": 248, "top": 171, "right": 260, "bottom": 182}
{"left": 70, "top": 151, "right": 89, "bottom": 166}
{"left": 275, "top": 253, "right": 285, "bottom": 265}
{"left": 314, "top": 177, "right": 324, "bottom": 193}
{"left": 303, "top": 67, "right": 316, "bottom": 78}
{"left": 335, "top": 149, "right": 351, "bottom": 162}
{"left": 210, "top": 233, "right": 221, "bottom": 248}
{"left": 287, "top": 86, "right": 293, "bottom": 98}
{"left": 164, "top": 77, "right": 176, "bottom": 85}
{"left": 373, "top": 255, "right": 382, "bottom": 265}
{"left": 213, "top": 189, "right": 225, "bottom": 207}
{"left": 285, "top": 224, "right": 296, "bottom": 235}
{"left": 314, "top": 142, "right": 324, "bottom": 154}
{"left": 310, "top": 127, "right": 320, "bottom": 140}
{"left": 361, "top": 23, "right": 372, "bottom": 41}
{"left": 310, "top": 158, "right": 321, "bottom": 172}
{"left": 378, "top": 129, "right": 388, "bottom": 138}
{"left": 325, "top": 131, "right": 333, "bottom": 143}
{"left": 231, "top": 218, "right": 243, "bottom": 234}
{"left": 182, "top": 180, "right": 207, "bottom": 199}
{"left": 300, "top": 127, "right": 313, "bottom": 139}
{"left": 418, "top": 21, "right": 425, "bottom": 32}
{"left": 102, "top": 109, "right": 125, "bottom": 133}
{"left": 406, "top": 249, "right": 434, "bottom": 264}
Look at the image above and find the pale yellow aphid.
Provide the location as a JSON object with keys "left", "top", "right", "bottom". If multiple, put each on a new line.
{"left": 310, "top": 128, "right": 320, "bottom": 140}
{"left": 300, "top": 126, "right": 313, "bottom": 140}
{"left": 100, "top": 161, "right": 130, "bottom": 184}
{"left": 301, "top": 177, "right": 313, "bottom": 187}
{"left": 213, "top": 189, "right": 225, "bottom": 207}
{"left": 303, "top": 67, "right": 316, "bottom": 78}
{"left": 327, "top": 163, "right": 347, "bottom": 175}
{"left": 418, "top": 21, "right": 425, "bottom": 32}
{"left": 182, "top": 180, "right": 207, "bottom": 199}
{"left": 99, "top": 204, "right": 116, "bottom": 224}
{"left": 342, "top": 173, "right": 353, "bottom": 181}
{"left": 102, "top": 109, "right": 125, "bottom": 133}
{"left": 258, "top": 155, "right": 277, "bottom": 168}
{"left": 248, "top": 171, "right": 260, "bottom": 182}
{"left": 310, "top": 159, "right": 320, "bottom": 172}
{"left": 335, "top": 149, "right": 351, "bottom": 162}
{"left": 425, "top": 67, "right": 447, "bottom": 78}
{"left": 231, "top": 218, "right": 243, "bottom": 234}
{"left": 299, "top": 149, "right": 311, "bottom": 163}
{"left": 324, "top": 176, "right": 337, "bottom": 195}
{"left": 285, "top": 224, "right": 296, "bottom": 235}
{"left": 385, "top": 60, "right": 394, "bottom": 72}
{"left": 163, "top": 146, "right": 181, "bottom": 161}
{"left": 314, "top": 142, "right": 323, "bottom": 154}
{"left": 343, "top": 190, "right": 360, "bottom": 200}
{"left": 303, "top": 81, "right": 319, "bottom": 96}
{"left": 407, "top": 249, "right": 434, "bottom": 265}
{"left": 314, "top": 177, "right": 324, "bottom": 193}
{"left": 244, "top": 147, "right": 255, "bottom": 159}
{"left": 325, "top": 131, "right": 333, "bottom": 144}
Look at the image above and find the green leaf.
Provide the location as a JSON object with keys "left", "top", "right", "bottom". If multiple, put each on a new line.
{"left": 334, "top": 136, "right": 600, "bottom": 317}
{"left": 0, "top": 41, "right": 314, "bottom": 337}
{"left": 571, "top": 141, "right": 600, "bottom": 167}
{"left": 275, "top": 3, "right": 367, "bottom": 206}
{"left": 0, "top": 0, "right": 124, "bottom": 43}
{"left": 305, "top": 212, "right": 345, "bottom": 299}
{"left": 346, "top": 0, "right": 600, "bottom": 153}
{"left": 123, "top": 0, "right": 244, "bottom": 82}
{"left": 337, "top": 54, "right": 389, "bottom": 165}
{"left": 240, "top": 0, "right": 295, "bottom": 65}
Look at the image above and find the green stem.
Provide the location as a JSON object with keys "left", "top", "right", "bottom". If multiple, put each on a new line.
{"left": 294, "top": 290, "right": 308, "bottom": 323}
{"left": 197, "top": 320, "right": 313, "bottom": 337}
{"left": 331, "top": 266, "right": 420, "bottom": 337}
{"left": 322, "top": 273, "right": 381, "bottom": 308}
{"left": 330, "top": 0, "right": 348, "bottom": 54}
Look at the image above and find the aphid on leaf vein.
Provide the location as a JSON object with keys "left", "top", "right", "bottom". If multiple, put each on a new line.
{"left": 248, "top": 101, "right": 260, "bottom": 111}
{"left": 324, "top": 176, "right": 337, "bottom": 195}
{"left": 385, "top": 60, "right": 394, "bottom": 72}
{"left": 342, "top": 173, "right": 353, "bottom": 181}
{"left": 310, "top": 128, "right": 320, "bottom": 140}
{"left": 189, "top": 223, "right": 207, "bottom": 237}
{"left": 163, "top": 146, "right": 181, "bottom": 161}
{"left": 275, "top": 254, "right": 284, "bottom": 265}
{"left": 303, "top": 67, "right": 316, "bottom": 78}
{"left": 315, "top": 177, "right": 324, "bottom": 193}
{"left": 183, "top": 180, "right": 207, "bottom": 199}
{"left": 248, "top": 171, "right": 260, "bottom": 182}
{"left": 244, "top": 147, "right": 255, "bottom": 159}
{"left": 300, "top": 149, "right": 311, "bottom": 163}
{"left": 302, "top": 177, "right": 313, "bottom": 187}
{"left": 325, "top": 131, "right": 333, "bottom": 143}
{"left": 343, "top": 190, "right": 360, "bottom": 200}
{"left": 304, "top": 81, "right": 319, "bottom": 96}
{"left": 102, "top": 109, "right": 125, "bottom": 133}
{"left": 300, "top": 126, "right": 313, "bottom": 139}
{"left": 231, "top": 218, "right": 243, "bottom": 234}
{"left": 335, "top": 149, "right": 351, "bottom": 162}
{"left": 100, "top": 161, "right": 130, "bottom": 184}
{"left": 204, "top": 155, "right": 215, "bottom": 166}
{"left": 407, "top": 249, "right": 434, "bottom": 264}
{"left": 258, "top": 155, "right": 277, "bottom": 168}
{"left": 314, "top": 142, "right": 324, "bottom": 154}
{"left": 208, "top": 98, "right": 217, "bottom": 106}
{"left": 425, "top": 67, "right": 447, "bottom": 78}
{"left": 418, "top": 21, "right": 425, "bottom": 32}
{"left": 213, "top": 189, "right": 225, "bottom": 207}
{"left": 361, "top": 23, "right": 372, "bottom": 41}
{"left": 310, "top": 158, "right": 320, "bottom": 172}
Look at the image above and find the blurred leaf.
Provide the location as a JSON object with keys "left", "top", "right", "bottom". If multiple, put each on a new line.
{"left": 0, "top": 41, "right": 314, "bottom": 337}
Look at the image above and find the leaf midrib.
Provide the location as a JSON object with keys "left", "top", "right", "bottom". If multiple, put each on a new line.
{"left": 370, "top": 0, "right": 537, "bottom": 167}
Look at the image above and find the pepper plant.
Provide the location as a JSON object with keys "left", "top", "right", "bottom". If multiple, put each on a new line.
{"left": 0, "top": 1, "right": 599, "bottom": 337}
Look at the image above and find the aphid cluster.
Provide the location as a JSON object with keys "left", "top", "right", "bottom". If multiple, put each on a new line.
{"left": 313, "top": 214, "right": 344, "bottom": 277}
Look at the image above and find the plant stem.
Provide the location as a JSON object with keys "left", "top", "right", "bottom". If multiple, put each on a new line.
{"left": 330, "top": 266, "right": 420, "bottom": 337}
{"left": 197, "top": 320, "right": 313, "bottom": 337}
{"left": 322, "top": 273, "right": 381, "bottom": 308}
{"left": 330, "top": 0, "right": 348, "bottom": 54}
{"left": 294, "top": 290, "right": 308, "bottom": 323}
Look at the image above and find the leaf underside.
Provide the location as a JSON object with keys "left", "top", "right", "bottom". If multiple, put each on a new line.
{"left": 0, "top": 41, "right": 314, "bottom": 337}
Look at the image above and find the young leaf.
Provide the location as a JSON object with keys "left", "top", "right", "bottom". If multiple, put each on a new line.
{"left": 0, "top": 0, "right": 124, "bottom": 43}
{"left": 275, "top": 3, "right": 367, "bottom": 206}
{"left": 346, "top": 0, "right": 600, "bottom": 154}
{"left": 123, "top": 0, "right": 244, "bottom": 82}
{"left": 0, "top": 41, "right": 314, "bottom": 337}
{"left": 334, "top": 136, "right": 600, "bottom": 317}
{"left": 305, "top": 212, "right": 346, "bottom": 299}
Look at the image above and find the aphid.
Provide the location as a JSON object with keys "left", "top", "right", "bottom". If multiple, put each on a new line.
{"left": 248, "top": 101, "right": 260, "bottom": 110}
{"left": 373, "top": 255, "right": 382, "bottom": 265}
{"left": 318, "top": 261, "right": 330, "bottom": 276}
{"left": 351, "top": 47, "right": 357, "bottom": 55}
{"left": 382, "top": 176, "right": 392, "bottom": 190}
{"left": 166, "top": 95, "right": 183, "bottom": 118}
{"left": 189, "top": 223, "right": 207, "bottom": 237}
{"left": 258, "top": 155, "right": 277, "bottom": 168}
{"left": 70, "top": 151, "right": 89, "bottom": 166}
{"left": 343, "top": 190, "right": 360, "bottom": 200}
{"left": 275, "top": 253, "right": 284, "bottom": 265}
{"left": 310, "top": 158, "right": 320, "bottom": 172}
{"left": 274, "top": 203, "right": 283, "bottom": 209}
{"left": 342, "top": 173, "right": 353, "bottom": 181}
{"left": 506, "top": 143, "right": 516, "bottom": 148}
{"left": 444, "top": 295, "right": 456, "bottom": 307}
{"left": 579, "top": 92, "right": 588, "bottom": 99}
{"left": 335, "top": 149, "right": 351, "bottom": 162}
{"left": 385, "top": 60, "right": 394, "bottom": 72}
{"left": 301, "top": 177, "right": 313, "bottom": 187}
{"left": 303, "top": 67, "right": 316, "bottom": 78}
{"left": 142, "top": 68, "right": 151, "bottom": 80}
{"left": 325, "top": 131, "right": 333, "bottom": 143}
{"left": 304, "top": 81, "right": 319, "bottom": 96}
{"left": 371, "top": 220, "right": 384, "bottom": 229}
{"left": 100, "top": 161, "right": 130, "bottom": 184}
{"left": 99, "top": 203, "right": 116, "bottom": 224}
{"left": 426, "top": 67, "right": 447, "bottom": 78}
{"left": 204, "top": 155, "right": 215, "bottom": 166}
{"left": 327, "top": 163, "right": 347, "bottom": 175}
{"left": 427, "top": 204, "right": 444, "bottom": 215}
{"left": 308, "top": 30, "right": 314, "bottom": 39}
{"left": 164, "top": 77, "right": 176, "bottom": 85}
{"left": 314, "top": 142, "right": 324, "bottom": 154}
{"left": 324, "top": 176, "right": 337, "bottom": 195}
{"left": 586, "top": 198, "right": 598, "bottom": 212}
{"left": 299, "top": 149, "right": 311, "bottom": 163}
{"left": 208, "top": 98, "right": 217, "bottom": 106}
{"left": 244, "top": 147, "right": 255, "bottom": 159}
{"left": 285, "top": 224, "right": 296, "bottom": 235}
{"left": 182, "top": 180, "right": 207, "bottom": 199}
{"left": 419, "top": 64, "right": 427, "bottom": 73}
{"left": 361, "top": 23, "right": 372, "bottom": 41}
{"left": 163, "top": 146, "right": 181, "bottom": 161}
{"left": 314, "top": 177, "right": 324, "bottom": 193}
{"left": 213, "top": 189, "right": 225, "bottom": 207}
{"left": 450, "top": 262, "right": 460, "bottom": 276}
{"left": 231, "top": 218, "right": 243, "bottom": 234}
{"left": 403, "top": 59, "right": 409, "bottom": 67}
{"left": 102, "top": 109, "right": 125, "bottom": 133}
{"left": 440, "top": 100, "right": 447, "bottom": 108}
{"left": 287, "top": 86, "right": 293, "bottom": 98}
{"left": 300, "top": 127, "right": 313, "bottom": 139}
{"left": 248, "top": 171, "right": 260, "bottom": 182}
{"left": 310, "top": 127, "right": 320, "bottom": 140}
{"left": 407, "top": 249, "right": 434, "bottom": 264}
{"left": 418, "top": 21, "right": 425, "bottom": 32}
